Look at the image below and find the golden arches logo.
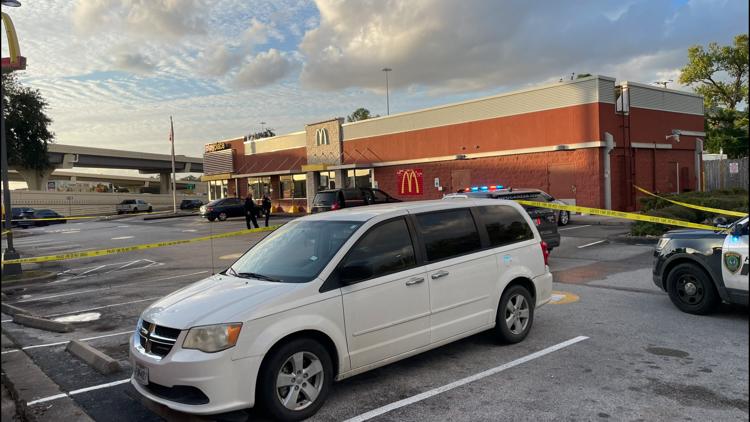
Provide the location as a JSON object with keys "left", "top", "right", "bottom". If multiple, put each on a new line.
{"left": 315, "top": 128, "right": 329, "bottom": 146}
{"left": 1, "top": 12, "right": 26, "bottom": 71}
{"left": 398, "top": 169, "right": 422, "bottom": 195}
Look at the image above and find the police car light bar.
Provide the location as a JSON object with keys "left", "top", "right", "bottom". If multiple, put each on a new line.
{"left": 461, "top": 185, "right": 504, "bottom": 193}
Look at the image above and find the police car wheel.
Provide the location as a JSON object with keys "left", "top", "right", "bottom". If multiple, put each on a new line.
{"left": 666, "top": 263, "right": 719, "bottom": 315}
{"left": 558, "top": 211, "right": 570, "bottom": 226}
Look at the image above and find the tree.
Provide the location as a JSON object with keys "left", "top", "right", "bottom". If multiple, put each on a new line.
{"left": 1, "top": 73, "right": 54, "bottom": 170}
{"left": 679, "top": 34, "right": 749, "bottom": 158}
{"left": 247, "top": 128, "right": 276, "bottom": 140}
{"left": 347, "top": 108, "right": 379, "bottom": 122}
{"left": 679, "top": 34, "right": 748, "bottom": 110}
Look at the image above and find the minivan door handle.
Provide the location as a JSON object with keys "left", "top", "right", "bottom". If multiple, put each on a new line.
{"left": 431, "top": 270, "right": 449, "bottom": 280}
{"left": 405, "top": 277, "right": 424, "bottom": 286}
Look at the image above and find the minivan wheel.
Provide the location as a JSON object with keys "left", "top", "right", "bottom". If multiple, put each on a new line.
{"left": 495, "top": 285, "right": 534, "bottom": 344}
{"left": 218, "top": 212, "right": 228, "bottom": 221}
{"left": 259, "top": 338, "right": 333, "bottom": 421}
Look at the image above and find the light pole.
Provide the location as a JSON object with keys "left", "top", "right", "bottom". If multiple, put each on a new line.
{"left": 654, "top": 80, "right": 673, "bottom": 89}
{"left": 382, "top": 67, "right": 392, "bottom": 115}
{"left": 1, "top": 0, "right": 23, "bottom": 276}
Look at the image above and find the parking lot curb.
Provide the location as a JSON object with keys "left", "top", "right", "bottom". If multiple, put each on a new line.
{"left": 66, "top": 340, "right": 121, "bottom": 375}
{"left": 607, "top": 234, "right": 659, "bottom": 245}
{"left": 1, "top": 344, "right": 94, "bottom": 422}
{"left": 1, "top": 303, "right": 31, "bottom": 317}
{"left": 13, "top": 315, "right": 73, "bottom": 333}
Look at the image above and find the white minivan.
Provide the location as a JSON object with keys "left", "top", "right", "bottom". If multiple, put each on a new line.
{"left": 130, "top": 199, "right": 553, "bottom": 420}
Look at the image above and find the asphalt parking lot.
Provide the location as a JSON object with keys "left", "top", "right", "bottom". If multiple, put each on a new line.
{"left": 2, "top": 215, "right": 748, "bottom": 421}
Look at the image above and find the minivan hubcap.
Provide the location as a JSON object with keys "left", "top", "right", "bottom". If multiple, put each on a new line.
{"left": 276, "top": 351, "right": 324, "bottom": 411}
{"left": 505, "top": 294, "right": 529, "bottom": 335}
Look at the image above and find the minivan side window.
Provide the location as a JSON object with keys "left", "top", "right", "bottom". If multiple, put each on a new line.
{"left": 477, "top": 205, "right": 533, "bottom": 247}
{"left": 339, "top": 218, "right": 416, "bottom": 284}
{"left": 415, "top": 209, "right": 481, "bottom": 262}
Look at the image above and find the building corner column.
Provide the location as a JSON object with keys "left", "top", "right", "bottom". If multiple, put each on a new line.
{"left": 603, "top": 132, "right": 614, "bottom": 210}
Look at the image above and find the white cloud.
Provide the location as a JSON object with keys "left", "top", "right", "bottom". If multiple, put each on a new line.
{"left": 111, "top": 51, "right": 156, "bottom": 75}
{"left": 299, "top": 0, "right": 749, "bottom": 93}
{"left": 232, "top": 49, "right": 298, "bottom": 89}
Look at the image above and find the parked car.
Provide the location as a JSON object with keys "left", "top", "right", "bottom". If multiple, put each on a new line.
{"left": 652, "top": 216, "right": 748, "bottom": 314}
{"left": 526, "top": 190, "right": 572, "bottom": 226}
{"left": 444, "top": 187, "right": 561, "bottom": 250}
{"left": 117, "top": 199, "right": 153, "bottom": 214}
{"left": 10, "top": 207, "right": 35, "bottom": 227}
{"left": 199, "top": 197, "right": 245, "bottom": 221}
{"left": 180, "top": 199, "right": 203, "bottom": 210}
{"left": 17, "top": 209, "right": 67, "bottom": 228}
{"left": 311, "top": 188, "right": 400, "bottom": 213}
{"left": 130, "top": 199, "right": 552, "bottom": 420}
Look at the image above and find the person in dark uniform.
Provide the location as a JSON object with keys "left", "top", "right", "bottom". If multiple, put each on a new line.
{"left": 244, "top": 194, "right": 259, "bottom": 229}
{"left": 261, "top": 194, "right": 272, "bottom": 227}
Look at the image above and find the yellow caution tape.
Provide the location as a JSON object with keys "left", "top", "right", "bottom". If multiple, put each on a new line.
{"left": 515, "top": 200, "right": 719, "bottom": 231}
{"left": 634, "top": 185, "right": 748, "bottom": 218}
{"left": 11, "top": 209, "right": 175, "bottom": 222}
{"left": 1, "top": 225, "right": 280, "bottom": 265}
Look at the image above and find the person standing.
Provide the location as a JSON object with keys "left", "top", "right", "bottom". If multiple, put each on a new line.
{"left": 261, "top": 194, "right": 272, "bottom": 227}
{"left": 244, "top": 194, "right": 259, "bottom": 229}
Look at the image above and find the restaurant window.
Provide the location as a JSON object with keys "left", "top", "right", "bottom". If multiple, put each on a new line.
{"left": 280, "top": 174, "right": 307, "bottom": 199}
{"left": 347, "top": 169, "right": 372, "bottom": 188}
{"left": 319, "top": 171, "right": 336, "bottom": 190}
{"left": 208, "top": 180, "right": 228, "bottom": 201}
{"left": 247, "top": 177, "right": 270, "bottom": 199}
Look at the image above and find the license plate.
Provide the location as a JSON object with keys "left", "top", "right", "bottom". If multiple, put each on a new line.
{"left": 133, "top": 363, "right": 149, "bottom": 385}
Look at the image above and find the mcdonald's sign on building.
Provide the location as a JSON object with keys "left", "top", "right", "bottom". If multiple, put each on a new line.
{"left": 397, "top": 169, "right": 423, "bottom": 195}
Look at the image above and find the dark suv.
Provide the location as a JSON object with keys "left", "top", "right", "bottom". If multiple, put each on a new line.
{"left": 200, "top": 197, "right": 245, "bottom": 221}
{"left": 444, "top": 188, "right": 561, "bottom": 250}
{"left": 311, "top": 188, "right": 400, "bottom": 213}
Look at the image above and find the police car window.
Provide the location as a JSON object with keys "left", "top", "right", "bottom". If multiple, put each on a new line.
{"left": 416, "top": 209, "right": 481, "bottom": 261}
{"left": 477, "top": 205, "right": 534, "bottom": 247}
{"left": 340, "top": 218, "right": 416, "bottom": 284}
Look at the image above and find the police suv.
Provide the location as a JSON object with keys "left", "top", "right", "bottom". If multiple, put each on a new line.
{"left": 652, "top": 216, "right": 749, "bottom": 314}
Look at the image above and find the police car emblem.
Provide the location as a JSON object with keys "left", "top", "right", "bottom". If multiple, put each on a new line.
{"left": 724, "top": 252, "right": 742, "bottom": 273}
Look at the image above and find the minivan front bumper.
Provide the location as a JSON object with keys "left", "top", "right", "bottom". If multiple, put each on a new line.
{"left": 129, "top": 333, "right": 262, "bottom": 415}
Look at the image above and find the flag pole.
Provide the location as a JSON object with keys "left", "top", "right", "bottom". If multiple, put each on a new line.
{"left": 170, "top": 116, "right": 177, "bottom": 213}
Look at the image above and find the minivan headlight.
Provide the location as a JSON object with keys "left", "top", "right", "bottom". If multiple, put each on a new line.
{"left": 182, "top": 323, "right": 242, "bottom": 353}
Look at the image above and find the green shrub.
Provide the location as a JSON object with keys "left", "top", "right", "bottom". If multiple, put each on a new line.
{"left": 631, "top": 190, "right": 748, "bottom": 236}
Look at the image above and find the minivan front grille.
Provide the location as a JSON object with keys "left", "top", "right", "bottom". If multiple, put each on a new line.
{"left": 139, "top": 320, "right": 181, "bottom": 358}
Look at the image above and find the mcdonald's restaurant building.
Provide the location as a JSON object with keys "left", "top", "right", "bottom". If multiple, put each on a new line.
{"left": 201, "top": 75, "right": 705, "bottom": 212}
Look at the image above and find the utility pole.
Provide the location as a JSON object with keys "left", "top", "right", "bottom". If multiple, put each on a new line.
{"left": 382, "top": 67, "right": 392, "bottom": 115}
{"left": 170, "top": 116, "right": 176, "bottom": 213}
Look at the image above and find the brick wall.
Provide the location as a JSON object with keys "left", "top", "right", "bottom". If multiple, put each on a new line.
{"left": 373, "top": 149, "right": 604, "bottom": 208}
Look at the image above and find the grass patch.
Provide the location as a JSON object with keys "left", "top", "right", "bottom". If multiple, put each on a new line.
{"left": 631, "top": 189, "right": 748, "bottom": 236}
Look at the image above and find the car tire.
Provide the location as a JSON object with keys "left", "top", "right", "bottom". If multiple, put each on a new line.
{"left": 258, "top": 338, "right": 333, "bottom": 422}
{"left": 218, "top": 212, "right": 228, "bottom": 221}
{"left": 666, "top": 263, "right": 719, "bottom": 315}
{"left": 133, "top": 208, "right": 138, "bottom": 214}
{"left": 148, "top": 207, "right": 153, "bottom": 213}
{"left": 207, "top": 217, "right": 216, "bottom": 222}
{"left": 494, "top": 284, "right": 534, "bottom": 344}
{"left": 558, "top": 211, "right": 570, "bottom": 226}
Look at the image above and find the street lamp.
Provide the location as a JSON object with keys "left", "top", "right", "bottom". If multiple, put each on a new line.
{"left": 653, "top": 80, "right": 673, "bottom": 89}
{"left": 382, "top": 67, "right": 392, "bottom": 115}
{"left": 1, "top": 0, "right": 22, "bottom": 276}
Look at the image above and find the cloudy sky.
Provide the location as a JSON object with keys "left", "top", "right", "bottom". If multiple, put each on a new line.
{"left": 2, "top": 0, "right": 748, "bottom": 160}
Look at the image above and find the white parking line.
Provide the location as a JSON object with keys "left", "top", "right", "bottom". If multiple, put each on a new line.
{"left": 27, "top": 379, "right": 131, "bottom": 406}
{"left": 14, "top": 270, "right": 209, "bottom": 303}
{"left": 577, "top": 240, "right": 607, "bottom": 249}
{"left": 344, "top": 336, "right": 589, "bottom": 422}
{"left": 559, "top": 224, "right": 592, "bottom": 232}
{"left": 1, "top": 330, "right": 133, "bottom": 354}
{"left": 44, "top": 297, "right": 160, "bottom": 318}
{"left": 111, "top": 236, "right": 134, "bottom": 240}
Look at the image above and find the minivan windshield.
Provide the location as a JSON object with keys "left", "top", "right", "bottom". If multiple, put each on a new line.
{"left": 228, "top": 220, "right": 362, "bottom": 283}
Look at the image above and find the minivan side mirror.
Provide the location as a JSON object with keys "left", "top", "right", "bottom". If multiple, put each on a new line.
{"left": 339, "top": 263, "right": 372, "bottom": 285}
